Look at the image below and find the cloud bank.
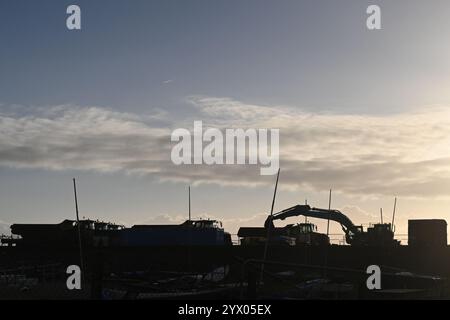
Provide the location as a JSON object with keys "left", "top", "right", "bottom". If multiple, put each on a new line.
{"left": 1, "top": 97, "right": 450, "bottom": 198}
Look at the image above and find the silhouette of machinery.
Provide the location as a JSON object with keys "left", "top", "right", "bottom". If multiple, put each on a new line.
{"left": 265, "top": 205, "right": 399, "bottom": 246}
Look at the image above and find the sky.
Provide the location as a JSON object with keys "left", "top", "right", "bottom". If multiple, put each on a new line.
{"left": 1, "top": 0, "right": 450, "bottom": 242}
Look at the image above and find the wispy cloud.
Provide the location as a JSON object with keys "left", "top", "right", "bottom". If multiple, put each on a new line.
{"left": 0, "top": 105, "right": 171, "bottom": 173}
{"left": 1, "top": 98, "right": 450, "bottom": 199}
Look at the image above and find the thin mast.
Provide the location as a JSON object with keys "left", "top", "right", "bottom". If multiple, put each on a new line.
{"left": 73, "top": 178, "right": 84, "bottom": 273}
{"left": 391, "top": 197, "right": 397, "bottom": 232}
{"left": 326, "top": 189, "right": 332, "bottom": 237}
{"left": 305, "top": 199, "right": 308, "bottom": 223}
{"left": 260, "top": 168, "right": 280, "bottom": 284}
{"left": 324, "top": 188, "right": 332, "bottom": 278}
{"left": 188, "top": 186, "right": 191, "bottom": 222}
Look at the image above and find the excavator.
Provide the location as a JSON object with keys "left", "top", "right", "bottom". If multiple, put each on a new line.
{"left": 264, "top": 204, "right": 399, "bottom": 246}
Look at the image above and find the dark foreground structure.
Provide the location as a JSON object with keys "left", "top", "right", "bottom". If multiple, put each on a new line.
{"left": 2, "top": 243, "right": 450, "bottom": 299}
{"left": 0, "top": 216, "right": 449, "bottom": 299}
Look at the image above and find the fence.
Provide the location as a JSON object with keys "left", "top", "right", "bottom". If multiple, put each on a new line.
{"left": 232, "top": 233, "right": 409, "bottom": 245}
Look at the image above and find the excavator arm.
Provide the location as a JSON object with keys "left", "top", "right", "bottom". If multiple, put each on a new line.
{"left": 264, "top": 205, "right": 362, "bottom": 244}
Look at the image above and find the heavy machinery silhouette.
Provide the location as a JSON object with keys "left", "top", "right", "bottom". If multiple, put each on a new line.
{"left": 264, "top": 204, "right": 399, "bottom": 246}
{"left": 239, "top": 222, "right": 329, "bottom": 246}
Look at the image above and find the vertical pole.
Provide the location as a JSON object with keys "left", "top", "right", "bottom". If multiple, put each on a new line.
{"left": 187, "top": 185, "right": 192, "bottom": 272}
{"left": 73, "top": 178, "right": 84, "bottom": 276}
{"left": 260, "top": 168, "right": 280, "bottom": 285}
{"left": 305, "top": 199, "right": 308, "bottom": 223}
{"left": 326, "top": 189, "right": 332, "bottom": 237}
{"left": 380, "top": 208, "right": 383, "bottom": 224}
{"left": 391, "top": 197, "right": 397, "bottom": 233}
{"left": 324, "top": 189, "right": 332, "bottom": 278}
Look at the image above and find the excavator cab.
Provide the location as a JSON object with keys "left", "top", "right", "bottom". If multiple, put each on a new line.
{"left": 366, "top": 223, "right": 398, "bottom": 246}
{"left": 348, "top": 223, "right": 399, "bottom": 246}
{"left": 370, "top": 223, "right": 393, "bottom": 233}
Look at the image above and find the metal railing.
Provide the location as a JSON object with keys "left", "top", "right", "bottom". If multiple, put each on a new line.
{"left": 232, "top": 233, "right": 410, "bottom": 246}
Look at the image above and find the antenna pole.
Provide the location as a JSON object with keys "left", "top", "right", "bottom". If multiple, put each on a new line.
{"left": 261, "top": 168, "right": 280, "bottom": 284}
{"left": 187, "top": 185, "right": 192, "bottom": 271}
{"left": 188, "top": 186, "right": 191, "bottom": 222}
{"left": 326, "top": 189, "right": 332, "bottom": 237}
{"left": 391, "top": 197, "right": 397, "bottom": 232}
{"left": 305, "top": 199, "right": 308, "bottom": 223}
{"left": 73, "top": 178, "right": 84, "bottom": 275}
{"left": 324, "top": 189, "right": 332, "bottom": 278}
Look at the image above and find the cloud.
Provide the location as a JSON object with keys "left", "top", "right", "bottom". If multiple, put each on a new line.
{"left": 187, "top": 96, "right": 450, "bottom": 198}
{"left": 0, "top": 105, "right": 171, "bottom": 173}
{"left": 1, "top": 98, "right": 450, "bottom": 199}
{"left": 134, "top": 214, "right": 186, "bottom": 225}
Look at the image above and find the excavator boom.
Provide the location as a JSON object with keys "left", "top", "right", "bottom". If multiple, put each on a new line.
{"left": 264, "top": 204, "right": 397, "bottom": 246}
{"left": 265, "top": 205, "right": 358, "bottom": 234}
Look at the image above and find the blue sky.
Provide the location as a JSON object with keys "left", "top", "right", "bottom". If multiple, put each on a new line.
{"left": 3, "top": 0, "right": 450, "bottom": 113}
{"left": 1, "top": 0, "right": 450, "bottom": 240}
